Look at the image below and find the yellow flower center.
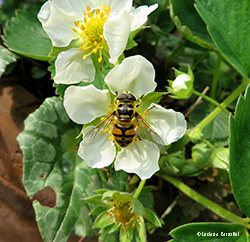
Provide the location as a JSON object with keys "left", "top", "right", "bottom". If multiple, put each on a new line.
{"left": 72, "top": 4, "right": 111, "bottom": 63}
{"left": 114, "top": 202, "right": 134, "bottom": 224}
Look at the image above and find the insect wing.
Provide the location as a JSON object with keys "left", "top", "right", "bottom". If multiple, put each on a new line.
{"left": 81, "top": 114, "right": 114, "bottom": 144}
{"left": 137, "top": 115, "right": 166, "bottom": 152}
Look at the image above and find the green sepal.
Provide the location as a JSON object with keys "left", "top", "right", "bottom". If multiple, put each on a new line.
{"left": 143, "top": 208, "right": 161, "bottom": 227}
{"left": 93, "top": 210, "right": 113, "bottom": 229}
{"left": 138, "top": 92, "right": 167, "bottom": 113}
{"left": 100, "top": 222, "right": 118, "bottom": 234}
{"left": 135, "top": 216, "right": 147, "bottom": 242}
{"left": 89, "top": 206, "right": 108, "bottom": 216}
{"left": 84, "top": 194, "right": 106, "bottom": 206}
{"left": 132, "top": 198, "right": 145, "bottom": 216}
{"left": 120, "top": 225, "right": 134, "bottom": 242}
{"left": 210, "top": 147, "right": 229, "bottom": 169}
{"left": 94, "top": 189, "right": 109, "bottom": 195}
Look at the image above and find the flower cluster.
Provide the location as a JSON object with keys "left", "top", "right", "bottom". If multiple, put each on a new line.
{"left": 38, "top": 0, "right": 188, "bottom": 239}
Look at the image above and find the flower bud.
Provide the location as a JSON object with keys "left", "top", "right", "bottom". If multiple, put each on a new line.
{"left": 168, "top": 67, "right": 194, "bottom": 99}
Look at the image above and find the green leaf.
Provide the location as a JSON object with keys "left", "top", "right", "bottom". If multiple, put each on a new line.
{"left": 144, "top": 208, "right": 161, "bottom": 227}
{"left": 230, "top": 85, "right": 250, "bottom": 217}
{"left": 170, "top": 0, "right": 214, "bottom": 49}
{"left": 3, "top": 6, "right": 53, "bottom": 61}
{"left": 189, "top": 102, "right": 229, "bottom": 145}
{"left": 17, "top": 97, "right": 127, "bottom": 242}
{"left": 170, "top": 222, "right": 247, "bottom": 241}
{"left": 0, "top": 46, "right": 18, "bottom": 77}
{"left": 195, "top": 0, "right": 250, "bottom": 78}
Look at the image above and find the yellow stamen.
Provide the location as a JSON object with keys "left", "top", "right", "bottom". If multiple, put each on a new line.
{"left": 72, "top": 28, "right": 78, "bottom": 33}
{"left": 103, "top": 129, "right": 108, "bottom": 134}
{"left": 98, "top": 57, "right": 103, "bottom": 63}
{"left": 74, "top": 21, "right": 79, "bottom": 27}
{"left": 86, "top": 5, "right": 91, "bottom": 11}
{"left": 87, "top": 11, "right": 94, "bottom": 18}
{"left": 109, "top": 136, "right": 113, "bottom": 141}
{"left": 82, "top": 55, "right": 88, "bottom": 60}
{"left": 96, "top": 8, "right": 100, "bottom": 15}
{"left": 78, "top": 46, "right": 83, "bottom": 51}
{"left": 101, "top": 117, "right": 105, "bottom": 121}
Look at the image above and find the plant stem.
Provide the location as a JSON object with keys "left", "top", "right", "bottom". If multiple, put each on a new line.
{"left": 159, "top": 174, "right": 250, "bottom": 228}
{"left": 210, "top": 53, "right": 222, "bottom": 100}
{"left": 192, "top": 89, "right": 230, "bottom": 115}
{"left": 194, "top": 79, "right": 250, "bottom": 132}
{"left": 133, "top": 179, "right": 146, "bottom": 199}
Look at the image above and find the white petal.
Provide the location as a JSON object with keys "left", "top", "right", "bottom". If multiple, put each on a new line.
{"left": 54, "top": 48, "right": 95, "bottom": 84}
{"left": 114, "top": 140, "right": 160, "bottom": 180}
{"left": 104, "top": 11, "right": 132, "bottom": 64}
{"left": 78, "top": 126, "right": 116, "bottom": 168}
{"left": 63, "top": 85, "right": 111, "bottom": 124}
{"left": 145, "top": 104, "right": 187, "bottom": 145}
{"left": 105, "top": 55, "right": 156, "bottom": 98}
{"left": 107, "top": 0, "right": 133, "bottom": 13}
{"left": 130, "top": 4, "right": 158, "bottom": 31}
{"left": 38, "top": 1, "right": 78, "bottom": 47}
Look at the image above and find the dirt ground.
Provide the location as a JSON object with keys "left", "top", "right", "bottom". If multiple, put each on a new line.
{"left": 0, "top": 77, "right": 97, "bottom": 242}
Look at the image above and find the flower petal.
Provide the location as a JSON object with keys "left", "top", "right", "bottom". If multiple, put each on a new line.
{"left": 145, "top": 104, "right": 187, "bottom": 145}
{"left": 106, "top": 0, "right": 133, "bottom": 14}
{"left": 63, "top": 85, "right": 111, "bottom": 124}
{"left": 130, "top": 4, "right": 158, "bottom": 31}
{"left": 54, "top": 48, "right": 95, "bottom": 84}
{"left": 78, "top": 126, "right": 116, "bottom": 168}
{"left": 105, "top": 55, "right": 156, "bottom": 98}
{"left": 104, "top": 10, "right": 132, "bottom": 64}
{"left": 114, "top": 140, "right": 160, "bottom": 180}
{"left": 38, "top": 1, "right": 78, "bottom": 47}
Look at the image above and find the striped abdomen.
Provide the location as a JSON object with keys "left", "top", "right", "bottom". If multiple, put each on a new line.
{"left": 112, "top": 124, "right": 136, "bottom": 147}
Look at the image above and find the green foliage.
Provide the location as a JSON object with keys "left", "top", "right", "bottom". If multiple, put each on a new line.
{"left": 196, "top": 0, "right": 250, "bottom": 78}
{"left": 170, "top": 223, "right": 247, "bottom": 241}
{"left": 3, "top": 6, "right": 53, "bottom": 61}
{"left": 17, "top": 97, "right": 127, "bottom": 242}
{"left": 6, "top": 0, "right": 250, "bottom": 241}
{"left": 230, "top": 85, "right": 250, "bottom": 218}
{"left": 170, "top": 0, "right": 214, "bottom": 49}
{"left": 0, "top": 45, "right": 18, "bottom": 77}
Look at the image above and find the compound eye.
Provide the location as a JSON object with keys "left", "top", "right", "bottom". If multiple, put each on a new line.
{"left": 117, "top": 93, "right": 127, "bottom": 100}
{"left": 127, "top": 94, "right": 136, "bottom": 101}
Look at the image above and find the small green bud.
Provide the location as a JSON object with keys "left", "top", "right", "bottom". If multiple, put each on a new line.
{"left": 189, "top": 128, "right": 204, "bottom": 143}
{"left": 168, "top": 67, "right": 194, "bottom": 99}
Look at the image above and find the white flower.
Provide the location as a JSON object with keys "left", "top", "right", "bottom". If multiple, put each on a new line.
{"left": 38, "top": 0, "right": 158, "bottom": 84}
{"left": 63, "top": 55, "right": 187, "bottom": 179}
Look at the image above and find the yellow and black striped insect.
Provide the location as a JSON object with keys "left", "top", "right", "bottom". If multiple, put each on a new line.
{"left": 82, "top": 91, "right": 165, "bottom": 148}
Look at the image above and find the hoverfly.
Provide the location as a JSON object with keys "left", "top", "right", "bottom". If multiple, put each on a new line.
{"left": 82, "top": 91, "right": 165, "bottom": 149}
